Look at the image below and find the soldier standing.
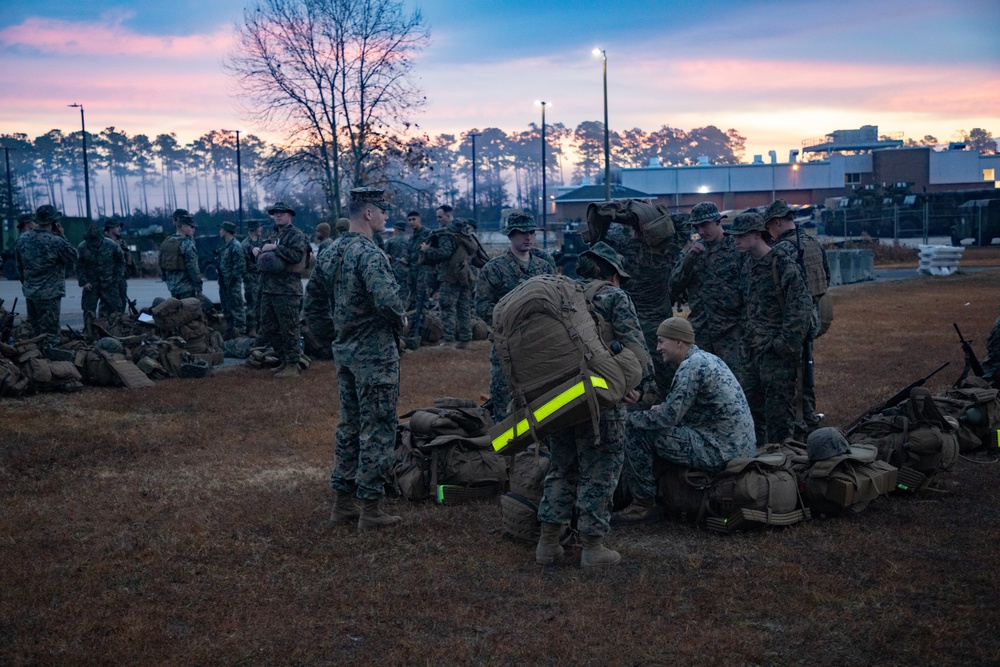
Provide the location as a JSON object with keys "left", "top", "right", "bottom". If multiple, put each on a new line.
{"left": 319, "top": 187, "right": 406, "bottom": 531}
{"left": 158, "top": 209, "right": 202, "bottom": 299}
{"left": 763, "top": 199, "right": 830, "bottom": 432}
{"left": 405, "top": 210, "right": 434, "bottom": 347}
{"left": 14, "top": 205, "right": 77, "bottom": 342}
{"left": 314, "top": 222, "right": 334, "bottom": 254}
{"left": 104, "top": 219, "right": 132, "bottom": 312}
{"left": 17, "top": 213, "right": 37, "bottom": 235}
{"left": 252, "top": 202, "right": 309, "bottom": 378}
{"left": 420, "top": 208, "right": 477, "bottom": 348}
{"left": 76, "top": 224, "right": 125, "bottom": 333}
{"left": 668, "top": 202, "right": 746, "bottom": 382}
{"left": 217, "top": 220, "right": 247, "bottom": 339}
{"left": 383, "top": 218, "right": 412, "bottom": 308}
{"left": 731, "top": 211, "right": 813, "bottom": 446}
{"left": 474, "top": 211, "right": 556, "bottom": 423}
{"left": 241, "top": 219, "right": 266, "bottom": 337}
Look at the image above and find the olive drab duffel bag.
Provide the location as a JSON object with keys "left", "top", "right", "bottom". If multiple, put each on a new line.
{"left": 488, "top": 275, "right": 643, "bottom": 456}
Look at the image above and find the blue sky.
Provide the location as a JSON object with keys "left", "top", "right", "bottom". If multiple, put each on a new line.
{"left": 1, "top": 0, "right": 998, "bottom": 158}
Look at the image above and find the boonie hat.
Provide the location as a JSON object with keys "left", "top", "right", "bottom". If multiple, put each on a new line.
{"left": 35, "top": 204, "right": 62, "bottom": 224}
{"left": 267, "top": 201, "right": 296, "bottom": 216}
{"left": 503, "top": 210, "right": 537, "bottom": 236}
{"left": 656, "top": 317, "right": 695, "bottom": 343}
{"left": 581, "top": 241, "right": 630, "bottom": 280}
{"left": 762, "top": 199, "right": 794, "bottom": 224}
{"left": 221, "top": 221, "right": 237, "bottom": 234}
{"left": 172, "top": 208, "right": 191, "bottom": 221}
{"left": 729, "top": 211, "right": 766, "bottom": 235}
{"left": 689, "top": 202, "right": 725, "bottom": 225}
{"left": 246, "top": 218, "right": 264, "bottom": 231}
{"left": 17, "top": 213, "right": 36, "bottom": 229}
{"left": 350, "top": 187, "right": 393, "bottom": 211}
{"left": 104, "top": 218, "right": 122, "bottom": 229}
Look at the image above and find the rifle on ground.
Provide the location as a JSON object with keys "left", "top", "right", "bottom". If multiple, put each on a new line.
{"left": 127, "top": 298, "right": 140, "bottom": 318}
{"left": 0, "top": 297, "right": 18, "bottom": 342}
{"left": 845, "top": 361, "right": 950, "bottom": 435}
{"left": 953, "top": 322, "right": 984, "bottom": 385}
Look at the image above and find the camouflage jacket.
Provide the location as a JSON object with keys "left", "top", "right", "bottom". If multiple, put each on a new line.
{"left": 15, "top": 228, "right": 77, "bottom": 300}
{"left": 771, "top": 228, "right": 830, "bottom": 299}
{"left": 628, "top": 346, "right": 756, "bottom": 466}
{"left": 241, "top": 234, "right": 266, "bottom": 275}
{"left": 742, "top": 248, "right": 813, "bottom": 357}
{"left": 604, "top": 224, "right": 679, "bottom": 323}
{"left": 305, "top": 232, "right": 405, "bottom": 367}
{"left": 261, "top": 223, "right": 308, "bottom": 295}
{"left": 76, "top": 237, "right": 124, "bottom": 291}
{"left": 113, "top": 237, "right": 135, "bottom": 278}
{"left": 407, "top": 227, "right": 435, "bottom": 284}
{"left": 383, "top": 233, "right": 411, "bottom": 289}
{"left": 669, "top": 234, "right": 745, "bottom": 342}
{"left": 474, "top": 249, "right": 556, "bottom": 325}
{"left": 160, "top": 235, "right": 202, "bottom": 297}
{"left": 218, "top": 237, "right": 246, "bottom": 286}
{"left": 589, "top": 280, "right": 654, "bottom": 414}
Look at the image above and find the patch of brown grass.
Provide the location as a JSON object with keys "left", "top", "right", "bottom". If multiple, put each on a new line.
{"left": 2, "top": 272, "right": 999, "bottom": 665}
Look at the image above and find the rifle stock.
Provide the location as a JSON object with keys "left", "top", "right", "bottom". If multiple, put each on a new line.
{"left": 845, "top": 361, "right": 950, "bottom": 436}
{"left": 953, "top": 322, "right": 984, "bottom": 382}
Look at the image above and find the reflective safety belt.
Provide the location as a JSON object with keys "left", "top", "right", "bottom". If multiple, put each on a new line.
{"left": 491, "top": 376, "right": 610, "bottom": 452}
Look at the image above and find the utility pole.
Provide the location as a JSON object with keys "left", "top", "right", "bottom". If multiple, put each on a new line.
{"left": 68, "top": 104, "right": 92, "bottom": 220}
{"left": 469, "top": 132, "right": 481, "bottom": 226}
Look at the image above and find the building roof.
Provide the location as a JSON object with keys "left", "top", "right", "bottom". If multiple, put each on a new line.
{"left": 554, "top": 184, "right": 651, "bottom": 202}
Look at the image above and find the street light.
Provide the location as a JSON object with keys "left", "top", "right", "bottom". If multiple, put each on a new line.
{"left": 535, "top": 101, "right": 549, "bottom": 249}
{"left": 68, "top": 104, "right": 92, "bottom": 220}
{"left": 592, "top": 48, "right": 611, "bottom": 201}
{"left": 222, "top": 129, "right": 243, "bottom": 232}
{"left": 469, "top": 131, "right": 481, "bottom": 226}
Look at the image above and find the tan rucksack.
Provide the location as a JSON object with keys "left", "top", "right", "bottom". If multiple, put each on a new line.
{"left": 489, "top": 275, "right": 643, "bottom": 455}
{"left": 583, "top": 199, "right": 675, "bottom": 249}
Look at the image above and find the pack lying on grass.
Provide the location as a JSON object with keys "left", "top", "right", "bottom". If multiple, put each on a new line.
{"left": 931, "top": 377, "right": 1000, "bottom": 453}
{"left": 655, "top": 452, "right": 810, "bottom": 532}
{"left": 390, "top": 398, "right": 507, "bottom": 504}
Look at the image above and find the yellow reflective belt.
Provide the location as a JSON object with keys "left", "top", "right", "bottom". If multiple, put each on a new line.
{"left": 491, "top": 376, "right": 610, "bottom": 452}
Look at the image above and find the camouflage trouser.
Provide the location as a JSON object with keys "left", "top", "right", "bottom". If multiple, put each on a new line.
{"left": 26, "top": 297, "right": 61, "bottom": 340}
{"left": 117, "top": 279, "right": 129, "bottom": 314}
{"left": 537, "top": 416, "right": 626, "bottom": 537}
{"left": 488, "top": 345, "right": 510, "bottom": 424}
{"left": 393, "top": 268, "right": 410, "bottom": 309}
{"left": 408, "top": 271, "right": 436, "bottom": 339}
{"left": 220, "top": 278, "right": 247, "bottom": 334}
{"left": 331, "top": 360, "right": 400, "bottom": 500}
{"left": 259, "top": 292, "right": 301, "bottom": 365}
{"left": 743, "top": 346, "right": 798, "bottom": 446}
{"left": 698, "top": 326, "right": 746, "bottom": 388}
{"left": 624, "top": 424, "right": 727, "bottom": 499}
{"left": 244, "top": 273, "right": 261, "bottom": 333}
{"left": 438, "top": 281, "right": 472, "bottom": 343}
{"left": 81, "top": 286, "right": 118, "bottom": 334}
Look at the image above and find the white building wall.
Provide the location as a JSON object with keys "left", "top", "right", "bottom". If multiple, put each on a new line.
{"left": 931, "top": 150, "right": 987, "bottom": 184}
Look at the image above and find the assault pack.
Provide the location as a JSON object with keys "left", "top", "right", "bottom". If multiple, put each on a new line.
{"left": 158, "top": 236, "right": 185, "bottom": 271}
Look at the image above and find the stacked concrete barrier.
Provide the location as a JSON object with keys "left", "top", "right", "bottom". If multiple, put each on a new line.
{"left": 828, "top": 249, "right": 874, "bottom": 286}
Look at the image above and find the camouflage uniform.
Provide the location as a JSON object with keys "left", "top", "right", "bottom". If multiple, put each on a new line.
{"left": 76, "top": 233, "right": 125, "bottom": 327}
{"left": 625, "top": 346, "right": 756, "bottom": 498}
{"left": 981, "top": 316, "right": 1000, "bottom": 383}
{"left": 383, "top": 229, "right": 412, "bottom": 308}
{"left": 605, "top": 223, "right": 686, "bottom": 402}
{"left": 15, "top": 225, "right": 77, "bottom": 339}
{"left": 474, "top": 248, "right": 556, "bottom": 422}
{"left": 771, "top": 227, "right": 830, "bottom": 429}
{"left": 159, "top": 235, "right": 202, "bottom": 299}
{"left": 669, "top": 233, "right": 746, "bottom": 382}
{"left": 317, "top": 231, "right": 405, "bottom": 500}
{"left": 741, "top": 248, "right": 813, "bottom": 445}
{"left": 301, "top": 241, "right": 339, "bottom": 358}
{"left": 538, "top": 280, "right": 650, "bottom": 538}
{"left": 241, "top": 231, "right": 267, "bottom": 334}
{"left": 259, "top": 222, "right": 308, "bottom": 366}
{"left": 407, "top": 226, "right": 435, "bottom": 334}
{"left": 218, "top": 235, "right": 247, "bottom": 335}
{"left": 421, "top": 220, "right": 475, "bottom": 343}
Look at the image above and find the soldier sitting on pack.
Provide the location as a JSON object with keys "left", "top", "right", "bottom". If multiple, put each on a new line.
{"left": 159, "top": 209, "right": 202, "bottom": 299}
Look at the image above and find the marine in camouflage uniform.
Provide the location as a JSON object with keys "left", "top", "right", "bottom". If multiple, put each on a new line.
{"left": 535, "top": 243, "right": 651, "bottom": 567}
{"left": 314, "top": 222, "right": 334, "bottom": 255}
{"left": 733, "top": 211, "right": 813, "bottom": 446}
{"left": 323, "top": 188, "right": 406, "bottom": 529}
{"left": 618, "top": 317, "right": 756, "bottom": 519}
{"left": 764, "top": 199, "right": 831, "bottom": 431}
{"left": 421, "top": 206, "right": 475, "bottom": 345}
{"left": 406, "top": 211, "right": 435, "bottom": 344}
{"left": 982, "top": 316, "right": 1000, "bottom": 384}
{"left": 383, "top": 218, "right": 412, "bottom": 308}
{"left": 669, "top": 202, "right": 746, "bottom": 383}
{"left": 604, "top": 217, "right": 689, "bottom": 404}
{"left": 159, "top": 210, "right": 202, "bottom": 299}
{"left": 217, "top": 221, "right": 247, "bottom": 337}
{"left": 76, "top": 225, "right": 125, "bottom": 332}
{"left": 241, "top": 219, "right": 267, "bottom": 336}
{"left": 14, "top": 205, "right": 78, "bottom": 340}
{"left": 104, "top": 219, "right": 132, "bottom": 312}
{"left": 256, "top": 202, "right": 308, "bottom": 376}
{"left": 474, "top": 211, "right": 555, "bottom": 423}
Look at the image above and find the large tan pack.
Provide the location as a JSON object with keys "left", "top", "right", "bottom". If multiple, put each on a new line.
{"left": 583, "top": 199, "right": 675, "bottom": 249}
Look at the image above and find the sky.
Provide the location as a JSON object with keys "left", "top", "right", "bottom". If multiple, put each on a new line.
{"left": 1, "top": 0, "right": 999, "bottom": 162}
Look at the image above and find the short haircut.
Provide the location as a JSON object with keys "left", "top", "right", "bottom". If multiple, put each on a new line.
{"left": 348, "top": 200, "right": 373, "bottom": 217}
{"left": 407, "top": 211, "right": 421, "bottom": 218}
{"left": 437, "top": 204, "right": 453, "bottom": 214}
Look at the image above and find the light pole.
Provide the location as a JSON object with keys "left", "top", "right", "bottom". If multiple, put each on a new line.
{"left": 536, "top": 101, "right": 549, "bottom": 249}
{"left": 469, "top": 131, "right": 481, "bottom": 226}
{"left": 593, "top": 48, "right": 610, "bottom": 201}
{"left": 68, "top": 104, "right": 92, "bottom": 220}
{"left": 222, "top": 129, "right": 244, "bottom": 232}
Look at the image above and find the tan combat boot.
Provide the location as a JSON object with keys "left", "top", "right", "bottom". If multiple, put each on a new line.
{"left": 611, "top": 497, "right": 660, "bottom": 525}
{"left": 357, "top": 498, "right": 403, "bottom": 532}
{"left": 535, "top": 522, "right": 565, "bottom": 565}
{"left": 274, "top": 363, "right": 301, "bottom": 378}
{"left": 330, "top": 490, "right": 360, "bottom": 525}
{"left": 580, "top": 533, "right": 621, "bottom": 568}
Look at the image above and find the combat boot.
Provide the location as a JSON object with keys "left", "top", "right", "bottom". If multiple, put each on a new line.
{"left": 535, "top": 522, "right": 565, "bottom": 565}
{"left": 358, "top": 498, "right": 403, "bottom": 532}
{"left": 580, "top": 533, "right": 621, "bottom": 568}
{"left": 330, "top": 490, "right": 360, "bottom": 525}
{"left": 274, "top": 363, "right": 300, "bottom": 378}
{"left": 611, "top": 497, "right": 661, "bottom": 525}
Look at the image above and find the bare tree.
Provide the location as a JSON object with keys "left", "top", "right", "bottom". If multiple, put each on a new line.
{"left": 227, "top": 0, "right": 429, "bottom": 216}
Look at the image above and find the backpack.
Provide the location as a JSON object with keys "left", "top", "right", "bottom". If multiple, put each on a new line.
{"left": 932, "top": 380, "right": 1000, "bottom": 453}
{"left": 152, "top": 297, "right": 204, "bottom": 333}
{"left": 488, "top": 275, "right": 643, "bottom": 455}
{"left": 583, "top": 199, "right": 675, "bottom": 249}
{"left": 418, "top": 229, "right": 450, "bottom": 266}
{"left": 158, "top": 236, "right": 185, "bottom": 271}
{"left": 817, "top": 291, "right": 834, "bottom": 337}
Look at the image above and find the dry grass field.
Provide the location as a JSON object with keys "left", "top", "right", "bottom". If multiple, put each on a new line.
{"left": 2, "top": 269, "right": 999, "bottom": 666}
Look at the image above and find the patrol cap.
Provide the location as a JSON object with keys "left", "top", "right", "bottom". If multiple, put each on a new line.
{"left": 689, "top": 202, "right": 725, "bottom": 225}
{"left": 728, "top": 211, "right": 766, "bottom": 235}
{"left": 35, "top": 204, "right": 62, "bottom": 224}
{"left": 267, "top": 201, "right": 296, "bottom": 216}
{"left": 221, "top": 221, "right": 237, "bottom": 234}
{"left": 503, "top": 210, "right": 537, "bottom": 236}
{"left": 17, "top": 213, "right": 36, "bottom": 229}
{"left": 350, "top": 187, "right": 393, "bottom": 211}
{"left": 762, "top": 199, "right": 794, "bottom": 224}
{"left": 807, "top": 427, "right": 851, "bottom": 462}
{"left": 104, "top": 218, "right": 122, "bottom": 229}
{"left": 656, "top": 317, "right": 695, "bottom": 343}
{"left": 581, "top": 241, "right": 630, "bottom": 280}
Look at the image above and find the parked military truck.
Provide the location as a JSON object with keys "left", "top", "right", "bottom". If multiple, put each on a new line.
{"left": 953, "top": 199, "right": 1000, "bottom": 246}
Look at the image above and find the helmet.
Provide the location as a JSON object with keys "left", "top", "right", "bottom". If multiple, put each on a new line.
{"left": 256, "top": 250, "right": 286, "bottom": 273}
{"left": 96, "top": 337, "right": 124, "bottom": 355}
{"left": 807, "top": 427, "right": 851, "bottom": 462}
